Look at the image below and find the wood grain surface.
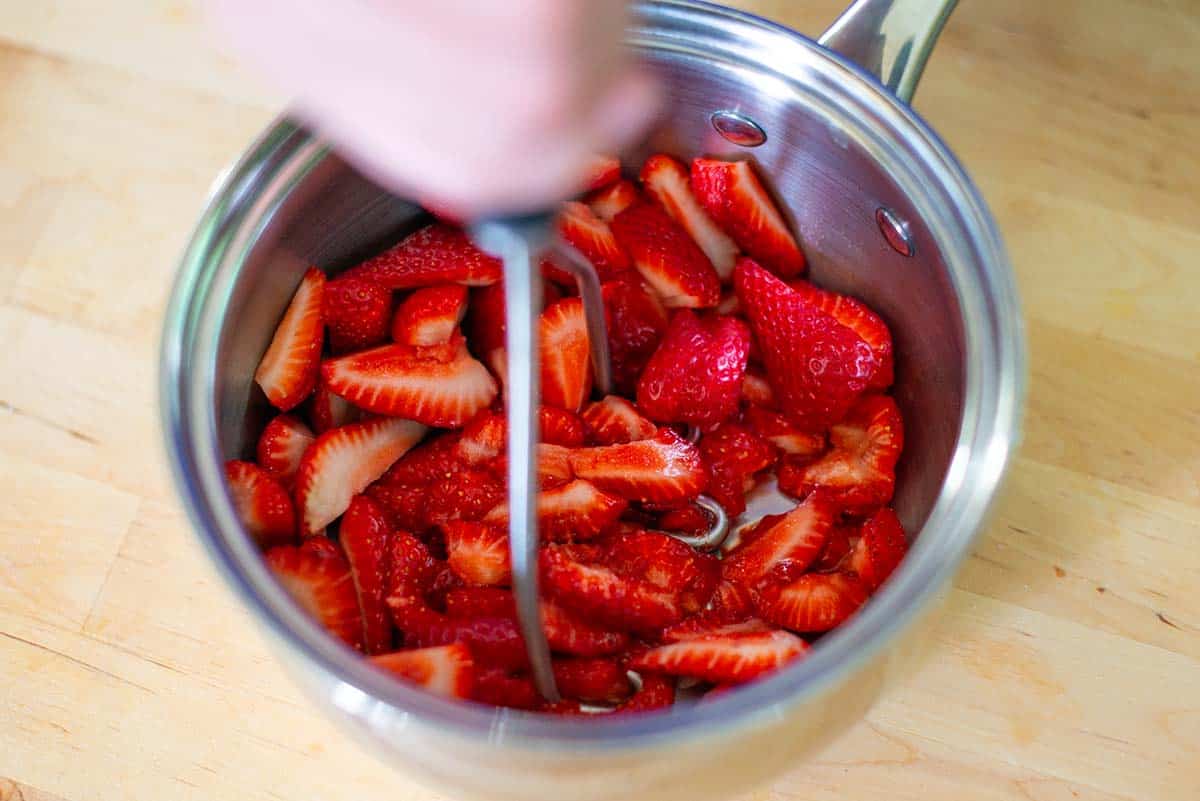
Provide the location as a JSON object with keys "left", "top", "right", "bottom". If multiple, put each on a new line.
{"left": 1, "top": 2, "right": 1198, "bottom": 800}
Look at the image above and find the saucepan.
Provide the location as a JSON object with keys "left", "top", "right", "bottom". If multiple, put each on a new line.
{"left": 161, "top": 0, "right": 1025, "bottom": 798}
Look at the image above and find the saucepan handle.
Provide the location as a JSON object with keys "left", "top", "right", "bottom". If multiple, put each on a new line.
{"left": 818, "top": 0, "right": 958, "bottom": 104}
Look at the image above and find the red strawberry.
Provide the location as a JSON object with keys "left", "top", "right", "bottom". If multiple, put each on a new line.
{"left": 721, "top": 492, "right": 834, "bottom": 590}
{"left": 341, "top": 223, "right": 501, "bottom": 289}
{"left": 581, "top": 395, "right": 657, "bottom": 445}
{"left": 691, "top": 159, "right": 806, "bottom": 277}
{"left": 569, "top": 429, "right": 708, "bottom": 504}
{"left": 466, "top": 281, "right": 564, "bottom": 366}
{"left": 224, "top": 460, "right": 296, "bottom": 549}
{"left": 582, "top": 155, "right": 621, "bottom": 191}
{"left": 381, "top": 431, "right": 462, "bottom": 486}
{"left": 845, "top": 507, "right": 908, "bottom": 590}
{"left": 777, "top": 394, "right": 903, "bottom": 514}
{"left": 604, "top": 529, "right": 719, "bottom": 614}
{"left": 323, "top": 275, "right": 392, "bottom": 354}
{"left": 428, "top": 467, "right": 506, "bottom": 523}
{"left": 390, "top": 284, "right": 468, "bottom": 346}
{"left": 659, "top": 616, "right": 772, "bottom": 643}
{"left": 617, "top": 673, "right": 675, "bottom": 713}
{"left": 586, "top": 179, "right": 639, "bottom": 221}
{"left": 307, "top": 374, "right": 362, "bottom": 434}
{"left": 265, "top": 537, "right": 363, "bottom": 650}
{"left": 558, "top": 201, "right": 632, "bottom": 281}
{"left": 553, "top": 658, "right": 633, "bottom": 704}
{"left": 540, "top": 544, "right": 684, "bottom": 631}
{"left": 636, "top": 310, "right": 750, "bottom": 429}
{"left": 640, "top": 154, "right": 739, "bottom": 280}
{"left": 812, "top": 524, "right": 855, "bottom": 573}
{"left": 741, "top": 368, "right": 776, "bottom": 408}
{"left": 369, "top": 642, "right": 474, "bottom": 699}
{"left": 295, "top": 417, "right": 427, "bottom": 535}
{"left": 706, "top": 579, "right": 756, "bottom": 624}
{"left": 656, "top": 504, "right": 713, "bottom": 537}
{"left": 539, "top": 297, "right": 592, "bottom": 412}
{"left": 387, "top": 596, "right": 528, "bottom": 670}
{"left": 456, "top": 410, "right": 507, "bottom": 465}
{"left": 540, "top": 255, "right": 577, "bottom": 290}
{"left": 698, "top": 422, "right": 776, "bottom": 516}
{"left": 483, "top": 479, "right": 626, "bottom": 541}
{"left": 601, "top": 276, "right": 669, "bottom": 394}
{"left": 385, "top": 531, "right": 440, "bottom": 598}
{"left": 734, "top": 258, "right": 879, "bottom": 430}
{"left": 321, "top": 334, "right": 498, "bottom": 427}
{"left": 754, "top": 571, "right": 869, "bottom": 632}
{"left": 340, "top": 495, "right": 395, "bottom": 654}
{"left": 630, "top": 628, "right": 807, "bottom": 684}
{"left": 717, "top": 292, "right": 741, "bottom": 315}
{"left": 537, "top": 406, "right": 586, "bottom": 447}
{"left": 541, "top": 598, "right": 631, "bottom": 656}
{"left": 256, "top": 414, "right": 315, "bottom": 487}
{"left": 789, "top": 280, "right": 894, "bottom": 389}
{"left": 443, "top": 521, "right": 511, "bottom": 586}
{"left": 255, "top": 267, "right": 325, "bottom": 411}
{"left": 444, "top": 587, "right": 517, "bottom": 619}
{"left": 472, "top": 668, "right": 540, "bottom": 710}
{"left": 611, "top": 200, "right": 720, "bottom": 308}
{"left": 487, "top": 443, "right": 575, "bottom": 490}
{"left": 743, "top": 406, "right": 825, "bottom": 457}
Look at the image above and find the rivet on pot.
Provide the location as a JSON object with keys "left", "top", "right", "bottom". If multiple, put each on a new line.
{"left": 876, "top": 207, "right": 914, "bottom": 257}
{"left": 710, "top": 110, "right": 767, "bottom": 147}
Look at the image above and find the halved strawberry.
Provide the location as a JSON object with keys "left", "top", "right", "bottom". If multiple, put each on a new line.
{"left": 341, "top": 224, "right": 501, "bottom": 289}
{"left": 640, "top": 154, "right": 739, "bottom": 280}
{"left": 553, "top": 658, "right": 633, "bottom": 704}
{"left": 369, "top": 642, "right": 474, "bottom": 699}
{"left": 706, "top": 579, "right": 756, "bottom": 624}
{"left": 569, "top": 429, "right": 708, "bottom": 504}
{"left": 789, "top": 280, "right": 894, "bottom": 389}
{"left": 295, "top": 417, "right": 427, "bottom": 535}
{"left": 812, "top": 523, "right": 855, "bottom": 573}
{"left": 741, "top": 368, "right": 775, "bottom": 408}
{"left": 610, "top": 200, "right": 721, "bottom": 308}
{"left": 390, "top": 284, "right": 468, "bottom": 346}
{"left": 582, "top": 155, "right": 622, "bottom": 192}
{"left": 538, "top": 405, "right": 586, "bottom": 447}
{"left": 487, "top": 443, "right": 575, "bottom": 490}
{"left": 224, "top": 460, "right": 296, "bottom": 549}
{"left": 698, "top": 422, "right": 776, "bottom": 516}
{"left": 558, "top": 201, "right": 631, "bottom": 281}
{"left": 691, "top": 159, "right": 806, "bottom": 277}
{"left": 636, "top": 310, "right": 750, "bottom": 429}
{"left": 387, "top": 597, "right": 528, "bottom": 670}
{"left": 586, "top": 179, "right": 639, "bottom": 221}
{"left": 483, "top": 479, "right": 626, "bottom": 541}
{"left": 427, "top": 467, "right": 506, "bottom": 523}
{"left": 380, "top": 431, "right": 462, "bottom": 486}
{"left": 443, "top": 521, "right": 511, "bottom": 586}
{"left": 472, "top": 668, "right": 540, "bottom": 710}
{"left": 255, "top": 267, "right": 325, "bottom": 411}
{"left": 659, "top": 616, "right": 773, "bottom": 643}
{"left": 540, "top": 544, "right": 684, "bottom": 631}
{"left": 656, "top": 504, "right": 713, "bottom": 537}
{"left": 734, "top": 259, "right": 879, "bottom": 430}
{"left": 340, "top": 495, "right": 395, "bottom": 654}
{"left": 721, "top": 492, "right": 834, "bottom": 590}
{"left": 845, "top": 507, "right": 908, "bottom": 590}
{"left": 307, "top": 374, "right": 362, "bottom": 434}
{"left": 777, "top": 394, "right": 903, "bottom": 514}
{"left": 630, "top": 628, "right": 807, "bottom": 684}
{"left": 604, "top": 529, "right": 719, "bottom": 615}
{"left": 581, "top": 395, "right": 657, "bottom": 444}
{"left": 444, "top": 586, "right": 517, "bottom": 619}
{"left": 456, "top": 410, "right": 507, "bottom": 465}
{"left": 323, "top": 274, "right": 392, "bottom": 354}
{"left": 255, "top": 414, "right": 315, "bottom": 487}
{"left": 541, "top": 598, "right": 631, "bottom": 656}
{"left": 754, "top": 571, "right": 869, "bottom": 632}
{"left": 743, "top": 406, "right": 825, "bottom": 457}
{"left": 540, "top": 297, "right": 592, "bottom": 412}
{"left": 384, "top": 531, "right": 440, "bottom": 599}
{"left": 601, "top": 276, "right": 669, "bottom": 394}
{"left": 321, "top": 334, "right": 498, "bottom": 427}
{"left": 617, "top": 673, "right": 675, "bottom": 713}
{"left": 265, "top": 537, "right": 363, "bottom": 650}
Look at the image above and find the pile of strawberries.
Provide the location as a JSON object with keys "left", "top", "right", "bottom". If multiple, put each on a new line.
{"left": 224, "top": 154, "right": 908, "bottom": 714}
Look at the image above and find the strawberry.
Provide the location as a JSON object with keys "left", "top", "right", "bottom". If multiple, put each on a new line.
{"left": 640, "top": 154, "right": 739, "bottom": 280}
{"left": 456, "top": 410, "right": 507, "bottom": 465}
{"left": 636, "top": 310, "right": 750, "bottom": 429}
{"left": 743, "top": 406, "right": 825, "bottom": 457}
{"left": 540, "top": 544, "right": 684, "bottom": 631}
{"left": 540, "top": 255, "right": 577, "bottom": 289}
{"left": 601, "top": 276, "right": 669, "bottom": 394}
{"left": 706, "top": 579, "right": 756, "bottom": 624}
{"left": 540, "top": 297, "right": 592, "bottom": 412}
{"left": 789, "top": 280, "right": 894, "bottom": 389}
{"left": 323, "top": 275, "right": 392, "bottom": 354}
{"left": 569, "top": 429, "right": 708, "bottom": 504}
{"left": 321, "top": 334, "right": 498, "bottom": 427}
{"left": 369, "top": 642, "right": 474, "bottom": 699}
{"left": 540, "top": 699, "right": 588, "bottom": 715}
{"left": 611, "top": 200, "right": 721, "bottom": 308}
{"left": 387, "top": 596, "right": 528, "bottom": 670}
{"left": 340, "top": 495, "right": 395, "bottom": 654}
{"left": 659, "top": 616, "right": 773, "bottom": 643}
{"left": 656, "top": 504, "right": 713, "bottom": 537}
{"left": 586, "top": 179, "right": 639, "bottom": 221}
{"left": 630, "top": 628, "right": 808, "bottom": 684}
{"left": 483, "top": 479, "right": 626, "bottom": 541}
{"left": 558, "top": 201, "right": 632, "bottom": 281}
{"left": 390, "top": 284, "right": 468, "bottom": 347}
{"left": 265, "top": 537, "right": 363, "bottom": 650}
{"left": 538, "top": 406, "right": 586, "bottom": 447}
{"left": 812, "top": 524, "right": 855, "bottom": 573}
{"left": 845, "top": 507, "right": 908, "bottom": 590}
{"left": 466, "top": 281, "right": 565, "bottom": 367}
{"left": 295, "top": 417, "right": 427, "bottom": 535}
{"left": 224, "top": 460, "right": 296, "bottom": 549}
{"left": 553, "top": 658, "right": 633, "bottom": 704}
{"left": 604, "top": 529, "right": 719, "bottom": 614}
{"left": 341, "top": 223, "right": 501, "bottom": 289}
{"left": 741, "top": 368, "right": 775, "bottom": 408}
{"left": 487, "top": 443, "right": 575, "bottom": 490}
{"left": 617, "top": 673, "right": 675, "bottom": 713}
{"left": 444, "top": 586, "right": 517, "bottom": 619}
{"left": 721, "top": 492, "right": 834, "bottom": 590}
{"left": 691, "top": 159, "right": 806, "bottom": 277}
{"left": 427, "top": 467, "right": 505, "bottom": 523}
{"left": 541, "top": 598, "right": 631, "bottom": 656}
{"left": 255, "top": 267, "right": 325, "bottom": 411}
{"left": 583, "top": 155, "right": 622, "bottom": 191}
{"left": 754, "top": 571, "right": 869, "bottom": 632}
{"left": 581, "top": 395, "right": 657, "bottom": 445}
{"left": 776, "top": 394, "right": 903, "bottom": 514}
{"left": 385, "top": 531, "right": 440, "bottom": 598}
{"left": 698, "top": 422, "right": 776, "bottom": 516}
{"left": 381, "top": 431, "right": 462, "bottom": 486}
{"left": 472, "top": 668, "right": 540, "bottom": 710}
{"left": 734, "top": 258, "right": 879, "bottom": 430}
{"left": 717, "top": 292, "right": 741, "bottom": 315}
{"left": 443, "top": 521, "right": 511, "bottom": 586}
{"left": 307, "top": 374, "right": 361, "bottom": 434}
{"left": 255, "top": 414, "right": 315, "bottom": 487}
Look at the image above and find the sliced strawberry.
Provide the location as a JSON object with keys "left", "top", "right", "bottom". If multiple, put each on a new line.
{"left": 224, "top": 460, "right": 296, "bottom": 549}
{"left": 582, "top": 155, "right": 622, "bottom": 191}
{"left": 640, "top": 154, "right": 739, "bottom": 280}
{"left": 265, "top": 537, "right": 363, "bottom": 650}
{"left": 569, "top": 429, "right": 707, "bottom": 504}
{"left": 630, "top": 628, "right": 807, "bottom": 684}
{"left": 539, "top": 297, "right": 592, "bottom": 412}
{"left": 472, "top": 668, "right": 540, "bottom": 710}
{"left": 540, "top": 544, "right": 684, "bottom": 631}
{"left": 384, "top": 531, "right": 440, "bottom": 598}
{"left": 487, "top": 443, "right": 575, "bottom": 490}
{"left": 776, "top": 394, "right": 903, "bottom": 514}
{"left": 741, "top": 368, "right": 775, "bottom": 408}
{"left": 307, "top": 374, "right": 361, "bottom": 434}
{"left": 427, "top": 467, "right": 506, "bottom": 523}
{"left": 558, "top": 201, "right": 631, "bottom": 281}
{"left": 541, "top": 598, "right": 631, "bottom": 656}
{"left": 706, "top": 579, "right": 756, "bottom": 624}
{"left": 369, "top": 642, "right": 474, "bottom": 699}
{"left": 611, "top": 200, "right": 721, "bottom": 308}
{"left": 443, "top": 521, "right": 511, "bottom": 586}
{"left": 754, "top": 571, "right": 869, "bottom": 632}
{"left": 323, "top": 274, "right": 392, "bottom": 354}
{"left": 255, "top": 267, "right": 325, "bottom": 411}
{"left": 656, "top": 504, "right": 713, "bottom": 537}
{"left": 717, "top": 292, "right": 741, "bottom": 315}
{"left": 381, "top": 431, "right": 462, "bottom": 486}
{"left": 390, "top": 284, "right": 468, "bottom": 346}
{"left": 538, "top": 406, "right": 586, "bottom": 447}
{"left": 341, "top": 223, "right": 501, "bottom": 289}
{"left": 789, "top": 280, "right": 894, "bottom": 389}
{"left": 581, "top": 395, "right": 657, "bottom": 445}
{"left": 456, "top": 410, "right": 507, "bottom": 465}
{"left": 321, "top": 334, "right": 498, "bottom": 427}
{"left": 636, "top": 310, "right": 750, "bottom": 429}
{"left": 734, "top": 258, "right": 879, "bottom": 430}
{"left": 659, "top": 616, "right": 773, "bottom": 643}
{"left": 743, "top": 406, "right": 826, "bottom": 457}
{"left": 617, "top": 673, "right": 675, "bottom": 713}
{"left": 340, "top": 495, "right": 395, "bottom": 654}
{"left": 466, "top": 281, "right": 564, "bottom": 364}
{"left": 698, "top": 422, "right": 776, "bottom": 516}
{"left": 255, "top": 414, "right": 315, "bottom": 487}
{"left": 601, "top": 276, "right": 669, "bottom": 394}
{"left": 444, "top": 586, "right": 517, "bottom": 619}
{"left": 691, "top": 159, "right": 806, "bottom": 277}
{"left": 368, "top": 482, "right": 430, "bottom": 533}
{"left": 553, "top": 658, "right": 632, "bottom": 704}
{"left": 483, "top": 479, "right": 626, "bottom": 541}
{"left": 721, "top": 492, "right": 834, "bottom": 590}
{"left": 540, "top": 255, "right": 578, "bottom": 289}
{"left": 586, "top": 179, "right": 639, "bottom": 221}
{"left": 295, "top": 417, "right": 427, "bottom": 534}
{"left": 812, "top": 523, "right": 855, "bottom": 573}
{"left": 387, "top": 596, "right": 528, "bottom": 670}
{"left": 845, "top": 507, "right": 908, "bottom": 590}
{"left": 604, "top": 529, "right": 719, "bottom": 615}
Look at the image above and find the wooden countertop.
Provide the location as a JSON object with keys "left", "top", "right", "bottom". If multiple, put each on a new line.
{"left": 1, "top": 1, "right": 1197, "bottom": 799}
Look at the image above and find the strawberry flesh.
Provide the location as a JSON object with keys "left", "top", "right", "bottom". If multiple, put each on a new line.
{"left": 611, "top": 200, "right": 721, "bottom": 309}
{"left": 640, "top": 153, "right": 739, "bottom": 280}
{"left": 390, "top": 283, "right": 468, "bottom": 346}
{"left": 569, "top": 428, "right": 707, "bottom": 504}
{"left": 369, "top": 642, "right": 474, "bottom": 699}
{"left": 266, "top": 537, "right": 364, "bottom": 650}
{"left": 558, "top": 201, "right": 632, "bottom": 281}
{"left": 341, "top": 223, "right": 501, "bottom": 289}
{"left": 754, "top": 571, "right": 869, "bottom": 633}
{"left": 630, "top": 628, "right": 808, "bottom": 684}
{"left": 255, "top": 267, "right": 325, "bottom": 411}
{"left": 225, "top": 460, "right": 296, "bottom": 549}
{"left": 256, "top": 414, "right": 315, "bottom": 487}
{"left": 340, "top": 495, "right": 395, "bottom": 654}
